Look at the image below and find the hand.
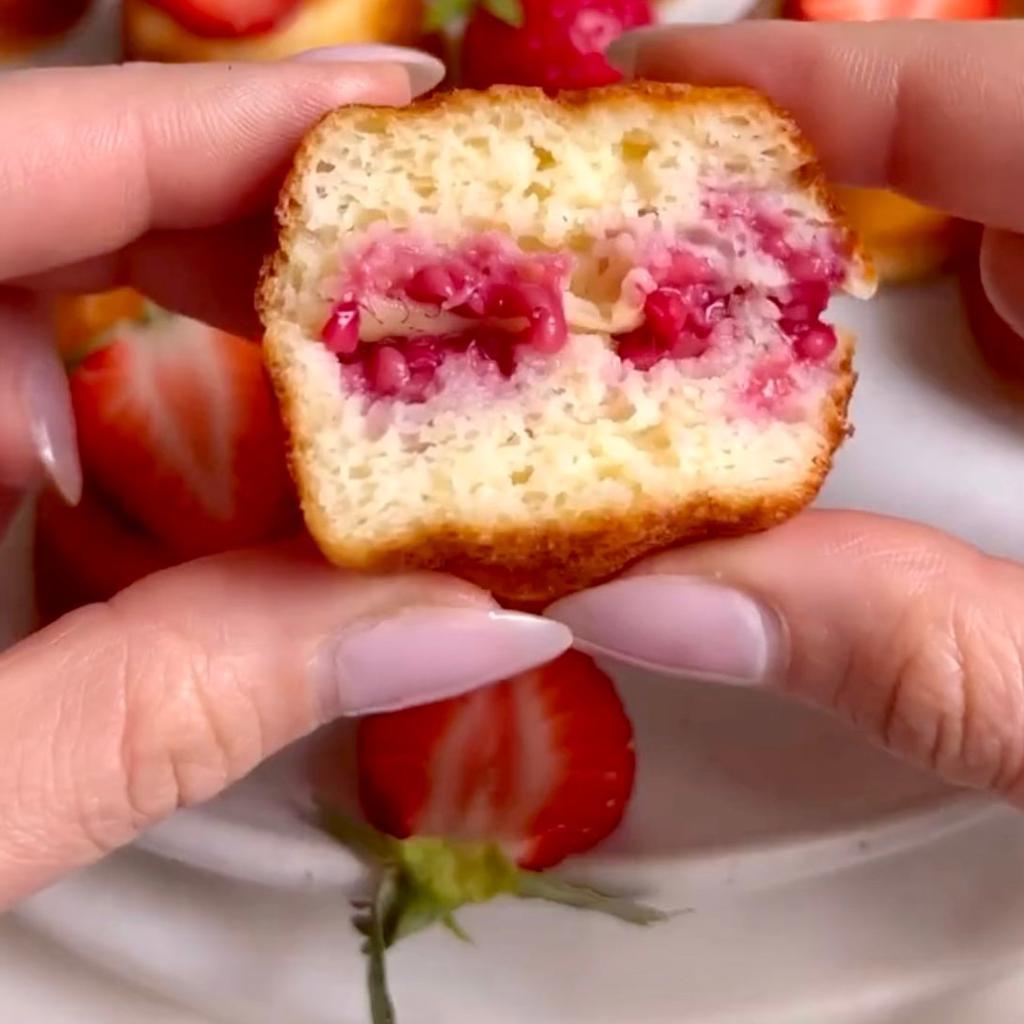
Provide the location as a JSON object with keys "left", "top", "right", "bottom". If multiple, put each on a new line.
{"left": 549, "top": 21, "right": 1024, "bottom": 802}
{"left": 0, "top": 55, "right": 572, "bottom": 910}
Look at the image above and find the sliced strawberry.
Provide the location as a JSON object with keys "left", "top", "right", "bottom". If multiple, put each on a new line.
{"left": 144, "top": 0, "right": 302, "bottom": 38}
{"left": 52, "top": 288, "right": 148, "bottom": 367}
{"left": 70, "top": 307, "right": 299, "bottom": 562}
{"left": 356, "top": 650, "right": 635, "bottom": 871}
{"left": 34, "top": 484, "right": 177, "bottom": 624}
{"left": 786, "top": 0, "right": 998, "bottom": 18}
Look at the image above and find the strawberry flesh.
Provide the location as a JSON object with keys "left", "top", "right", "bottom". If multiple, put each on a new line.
{"left": 356, "top": 651, "right": 636, "bottom": 871}
{"left": 34, "top": 485, "right": 176, "bottom": 624}
{"left": 70, "top": 312, "right": 298, "bottom": 561}
{"left": 0, "top": 0, "right": 91, "bottom": 36}
{"left": 144, "top": 0, "right": 302, "bottom": 38}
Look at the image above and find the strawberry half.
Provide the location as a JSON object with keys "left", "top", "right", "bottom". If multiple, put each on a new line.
{"left": 70, "top": 303, "right": 299, "bottom": 562}
{"left": 786, "top": 0, "right": 998, "bottom": 17}
{"left": 34, "top": 484, "right": 176, "bottom": 624}
{"left": 356, "top": 650, "right": 636, "bottom": 870}
{"left": 143, "top": 0, "right": 302, "bottom": 38}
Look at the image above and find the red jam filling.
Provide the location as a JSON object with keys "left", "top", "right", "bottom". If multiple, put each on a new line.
{"left": 320, "top": 201, "right": 849, "bottom": 404}
{"left": 322, "top": 235, "right": 570, "bottom": 402}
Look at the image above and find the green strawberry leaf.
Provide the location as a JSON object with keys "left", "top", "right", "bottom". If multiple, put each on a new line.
{"left": 483, "top": 0, "right": 524, "bottom": 27}
{"left": 423, "top": 0, "right": 474, "bottom": 31}
{"left": 423, "top": 0, "right": 523, "bottom": 30}
{"left": 515, "top": 871, "right": 669, "bottom": 926}
{"left": 66, "top": 298, "right": 170, "bottom": 375}
{"left": 442, "top": 912, "right": 473, "bottom": 943}
{"left": 316, "top": 807, "right": 668, "bottom": 1024}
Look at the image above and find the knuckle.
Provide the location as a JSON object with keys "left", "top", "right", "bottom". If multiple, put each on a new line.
{"left": 108, "top": 601, "right": 265, "bottom": 828}
{"left": 876, "top": 590, "right": 1024, "bottom": 792}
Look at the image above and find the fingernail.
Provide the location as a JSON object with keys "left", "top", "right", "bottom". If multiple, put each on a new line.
{"left": 605, "top": 26, "right": 663, "bottom": 77}
{"left": 980, "top": 228, "right": 1024, "bottom": 340}
{"left": 24, "top": 344, "right": 81, "bottom": 506}
{"left": 546, "top": 577, "right": 783, "bottom": 684}
{"left": 317, "top": 607, "right": 573, "bottom": 718}
{"left": 291, "top": 44, "right": 446, "bottom": 97}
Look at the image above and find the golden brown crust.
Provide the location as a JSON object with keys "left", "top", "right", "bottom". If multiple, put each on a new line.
{"left": 123, "top": 0, "right": 423, "bottom": 62}
{"left": 258, "top": 83, "right": 868, "bottom": 606}
{"left": 265, "top": 337, "right": 854, "bottom": 608}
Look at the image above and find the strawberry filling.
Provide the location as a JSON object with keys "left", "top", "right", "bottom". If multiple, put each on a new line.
{"left": 322, "top": 234, "right": 571, "bottom": 402}
{"left": 319, "top": 200, "right": 850, "bottom": 406}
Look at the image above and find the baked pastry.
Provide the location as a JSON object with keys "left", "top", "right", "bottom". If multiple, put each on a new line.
{"left": 836, "top": 187, "right": 955, "bottom": 285}
{"left": 122, "top": 0, "right": 423, "bottom": 62}
{"left": 259, "top": 83, "right": 875, "bottom": 604}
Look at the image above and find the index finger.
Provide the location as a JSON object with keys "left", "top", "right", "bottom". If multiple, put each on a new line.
{"left": 621, "top": 20, "right": 1024, "bottom": 232}
{"left": 0, "top": 60, "right": 414, "bottom": 282}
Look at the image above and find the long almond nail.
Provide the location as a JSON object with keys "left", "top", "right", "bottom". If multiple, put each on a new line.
{"left": 980, "top": 228, "right": 1024, "bottom": 340}
{"left": 24, "top": 343, "right": 81, "bottom": 506}
{"left": 546, "top": 577, "right": 784, "bottom": 684}
{"left": 318, "top": 607, "right": 573, "bottom": 718}
{"left": 291, "top": 44, "right": 446, "bottom": 97}
{"left": 605, "top": 26, "right": 665, "bottom": 77}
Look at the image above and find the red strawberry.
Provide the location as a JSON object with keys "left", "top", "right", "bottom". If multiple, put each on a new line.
{"left": 70, "top": 305, "right": 299, "bottom": 562}
{"left": 356, "top": 650, "right": 635, "bottom": 870}
{"left": 144, "top": 0, "right": 301, "bottom": 37}
{"left": 34, "top": 484, "right": 177, "bottom": 624}
{"left": 433, "top": 0, "right": 653, "bottom": 92}
{"left": 786, "top": 0, "right": 998, "bottom": 18}
{"left": 0, "top": 0, "right": 91, "bottom": 37}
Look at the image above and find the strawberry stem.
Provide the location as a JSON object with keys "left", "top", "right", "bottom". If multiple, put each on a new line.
{"left": 366, "top": 870, "right": 400, "bottom": 1024}
{"left": 315, "top": 804, "right": 667, "bottom": 1023}
{"left": 515, "top": 871, "right": 668, "bottom": 926}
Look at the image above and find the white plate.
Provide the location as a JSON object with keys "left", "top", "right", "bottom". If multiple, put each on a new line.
{"left": 14, "top": 277, "right": 1024, "bottom": 1024}
{"left": 8, "top": 2, "right": 1024, "bottom": 1020}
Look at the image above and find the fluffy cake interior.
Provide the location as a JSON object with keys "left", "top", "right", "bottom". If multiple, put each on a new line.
{"left": 260, "top": 84, "right": 874, "bottom": 593}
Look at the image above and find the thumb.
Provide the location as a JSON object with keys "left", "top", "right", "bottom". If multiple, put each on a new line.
{"left": 547, "top": 511, "right": 1024, "bottom": 800}
{"left": 980, "top": 227, "right": 1024, "bottom": 344}
{"left": 0, "top": 545, "right": 570, "bottom": 908}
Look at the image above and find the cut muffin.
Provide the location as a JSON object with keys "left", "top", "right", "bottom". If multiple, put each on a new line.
{"left": 835, "top": 187, "right": 956, "bottom": 285}
{"left": 259, "top": 83, "right": 875, "bottom": 604}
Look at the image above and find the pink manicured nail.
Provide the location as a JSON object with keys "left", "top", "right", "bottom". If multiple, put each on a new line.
{"left": 318, "top": 608, "right": 573, "bottom": 718}
{"left": 24, "top": 343, "right": 81, "bottom": 506}
{"left": 604, "top": 26, "right": 663, "bottom": 77}
{"left": 546, "top": 577, "right": 784, "bottom": 684}
{"left": 291, "top": 44, "right": 445, "bottom": 97}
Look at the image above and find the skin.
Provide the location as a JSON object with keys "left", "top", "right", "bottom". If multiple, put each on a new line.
{"left": 2, "top": 23, "right": 1024, "bottom": 907}
{"left": 0, "top": 58, "right": 567, "bottom": 909}
{"left": 587, "top": 20, "right": 1024, "bottom": 795}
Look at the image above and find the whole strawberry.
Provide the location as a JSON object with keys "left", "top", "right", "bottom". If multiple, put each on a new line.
{"left": 431, "top": 0, "right": 653, "bottom": 92}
